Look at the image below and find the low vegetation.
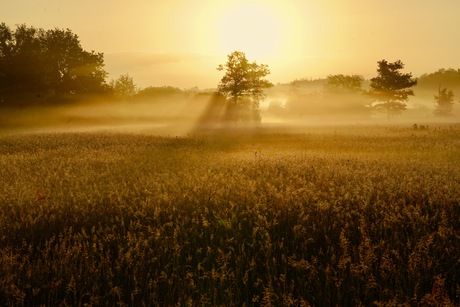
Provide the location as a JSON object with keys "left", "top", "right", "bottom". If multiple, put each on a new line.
{"left": 0, "top": 125, "right": 459, "bottom": 305}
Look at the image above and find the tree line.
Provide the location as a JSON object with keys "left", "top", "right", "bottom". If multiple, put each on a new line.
{"left": 1, "top": 23, "right": 459, "bottom": 121}
{"left": 0, "top": 23, "right": 192, "bottom": 106}
{"left": 0, "top": 23, "right": 107, "bottom": 105}
{"left": 224, "top": 55, "right": 458, "bottom": 121}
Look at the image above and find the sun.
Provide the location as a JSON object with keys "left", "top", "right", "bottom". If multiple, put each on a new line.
{"left": 218, "top": 3, "right": 282, "bottom": 60}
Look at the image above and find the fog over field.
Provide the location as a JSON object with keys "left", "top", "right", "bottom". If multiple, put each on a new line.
{"left": 2, "top": 0, "right": 460, "bottom": 134}
{"left": 1, "top": 80, "right": 458, "bottom": 136}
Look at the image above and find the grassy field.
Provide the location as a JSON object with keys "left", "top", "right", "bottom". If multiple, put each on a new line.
{"left": 0, "top": 124, "right": 459, "bottom": 305}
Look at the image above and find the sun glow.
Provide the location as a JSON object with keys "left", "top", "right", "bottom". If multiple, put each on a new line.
{"left": 218, "top": 3, "right": 283, "bottom": 60}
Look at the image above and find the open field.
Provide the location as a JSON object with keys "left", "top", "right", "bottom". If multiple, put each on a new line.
{"left": 0, "top": 124, "right": 459, "bottom": 305}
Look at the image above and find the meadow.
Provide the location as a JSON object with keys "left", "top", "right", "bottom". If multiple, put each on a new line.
{"left": 0, "top": 124, "right": 459, "bottom": 306}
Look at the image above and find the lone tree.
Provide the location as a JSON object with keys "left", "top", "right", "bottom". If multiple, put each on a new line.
{"left": 217, "top": 51, "right": 273, "bottom": 122}
{"left": 110, "top": 73, "right": 137, "bottom": 99}
{"left": 434, "top": 86, "right": 455, "bottom": 116}
{"left": 369, "top": 60, "right": 417, "bottom": 118}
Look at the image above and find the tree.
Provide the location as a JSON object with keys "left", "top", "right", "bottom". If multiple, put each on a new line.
{"left": 42, "top": 27, "right": 107, "bottom": 96}
{"left": 434, "top": 86, "right": 455, "bottom": 116}
{"left": 418, "top": 68, "right": 460, "bottom": 91}
{"left": 324, "top": 74, "right": 364, "bottom": 94}
{"left": 0, "top": 24, "right": 44, "bottom": 100}
{"left": 110, "top": 74, "right": 137, "bottom": 98}
{"left": 369, "top": 60, "right": 417, "bottom": 118}
{"left": 0, "top": 23, "right": 107, "bottom": 105}
{"left": 323, "top": 74, "right": 371, "bottom": 119}
{"left": 217, "top": 51, "right": 273, "bottom": 122}
{"left": 136, "top": 86, "right": 182, "bottom": 98}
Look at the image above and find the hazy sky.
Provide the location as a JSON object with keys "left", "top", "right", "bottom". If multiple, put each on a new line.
{"left": 3, "top": 0, "right": 460, "bottom": 88}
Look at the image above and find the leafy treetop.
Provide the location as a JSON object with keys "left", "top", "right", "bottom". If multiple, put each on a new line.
{"left": 324, "top": 74, "right": 364, "bottom": 94}
{"left": 369, "top": 59, "right": 417, "bottom": 117}
{"left": 0, "top": 23, "right": 107, "bottom": 105}
{"left": 217, "top": 51, "right": 273, "bottom": 104}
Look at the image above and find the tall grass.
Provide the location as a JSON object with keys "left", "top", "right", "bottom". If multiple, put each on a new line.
{"left": 0, "top": 125, "right": 459, "bottom": 305}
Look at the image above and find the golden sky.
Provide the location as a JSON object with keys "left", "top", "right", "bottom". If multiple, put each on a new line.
{"left": 3, "top": 0, "right": 460, "bottom": 88}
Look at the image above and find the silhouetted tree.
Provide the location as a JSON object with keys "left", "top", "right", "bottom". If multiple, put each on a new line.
{"left": 434, "top": 86, "right": 455, "bottom": 116}
{"left": 369, "top": 60, "right": 417, "bottom": 118}
{"left": 0, "top": 24, "right": 44, "bottom": 101}
{"left": 42, "top": 27, "right": 107, "bottom": 97}
{"left": 110, "top": 74, "right": 137, "bottom": 98}
{"left": 0, "top": 23, "right": 107, "bottom": 106}
{"left": 217, "top": 51, "right": 273, "bottom": 122}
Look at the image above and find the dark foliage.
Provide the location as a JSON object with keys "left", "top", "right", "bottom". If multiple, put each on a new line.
{"left": 369, "top": 60, "right": 417, "bottom": 118}
{"left": 0, "top": 23, "right": 108, "bottom": 106}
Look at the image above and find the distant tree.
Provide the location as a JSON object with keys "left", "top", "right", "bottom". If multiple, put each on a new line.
{"left": 217, "top": 51, "right": 273, "bottom": 122}
{"left": 369, "top": 60, "right": 417, "bottom": 118}
{"left": 316, "top": 74, "right": 371, "bottom": 119}
{"left": 324, "top": 74, "right": 364, "bottom": 94}
{"left": 135, "top": 86, "right": 183, "bottom": 99}
{"left": 418, "top": 68, "right": 460, "bottom": 91}
{"left": 0, "top": 23, "right": 107, "bottom": 105}
{"left": 110, "top": 74, "right": 137, "bottom": 98}
{"left": 434, "top": 86, "right": 455, "bottom": 116}
{"left": 289, "top": 78, "right": 326, "bottom": 89}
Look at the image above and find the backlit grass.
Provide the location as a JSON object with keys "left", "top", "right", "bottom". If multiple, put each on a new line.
{"left": 0, "top": 125, "right": 459, "bottom": 305}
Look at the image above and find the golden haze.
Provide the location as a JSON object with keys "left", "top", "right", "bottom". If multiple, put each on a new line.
{"left": 3, "top": 0, "right": 460, "bottom": 88}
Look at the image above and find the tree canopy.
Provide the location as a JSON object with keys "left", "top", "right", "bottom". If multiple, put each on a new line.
{"left": 324, "top": 74, "right": 364, "bottom": 94}
{"left": 0, "top": 23, "right": 107, "bottom": 105}
{"left": 110, "top": 74, "right": 137, "bottom": 99}
{"left": 369, "top": 60, "right": 417, "bottom": 118}
{"left": 217, "top": 51, "right": 273, "bottom": 122}
{"left": 418, "top": 68, "right": 460, "bottom": 91}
